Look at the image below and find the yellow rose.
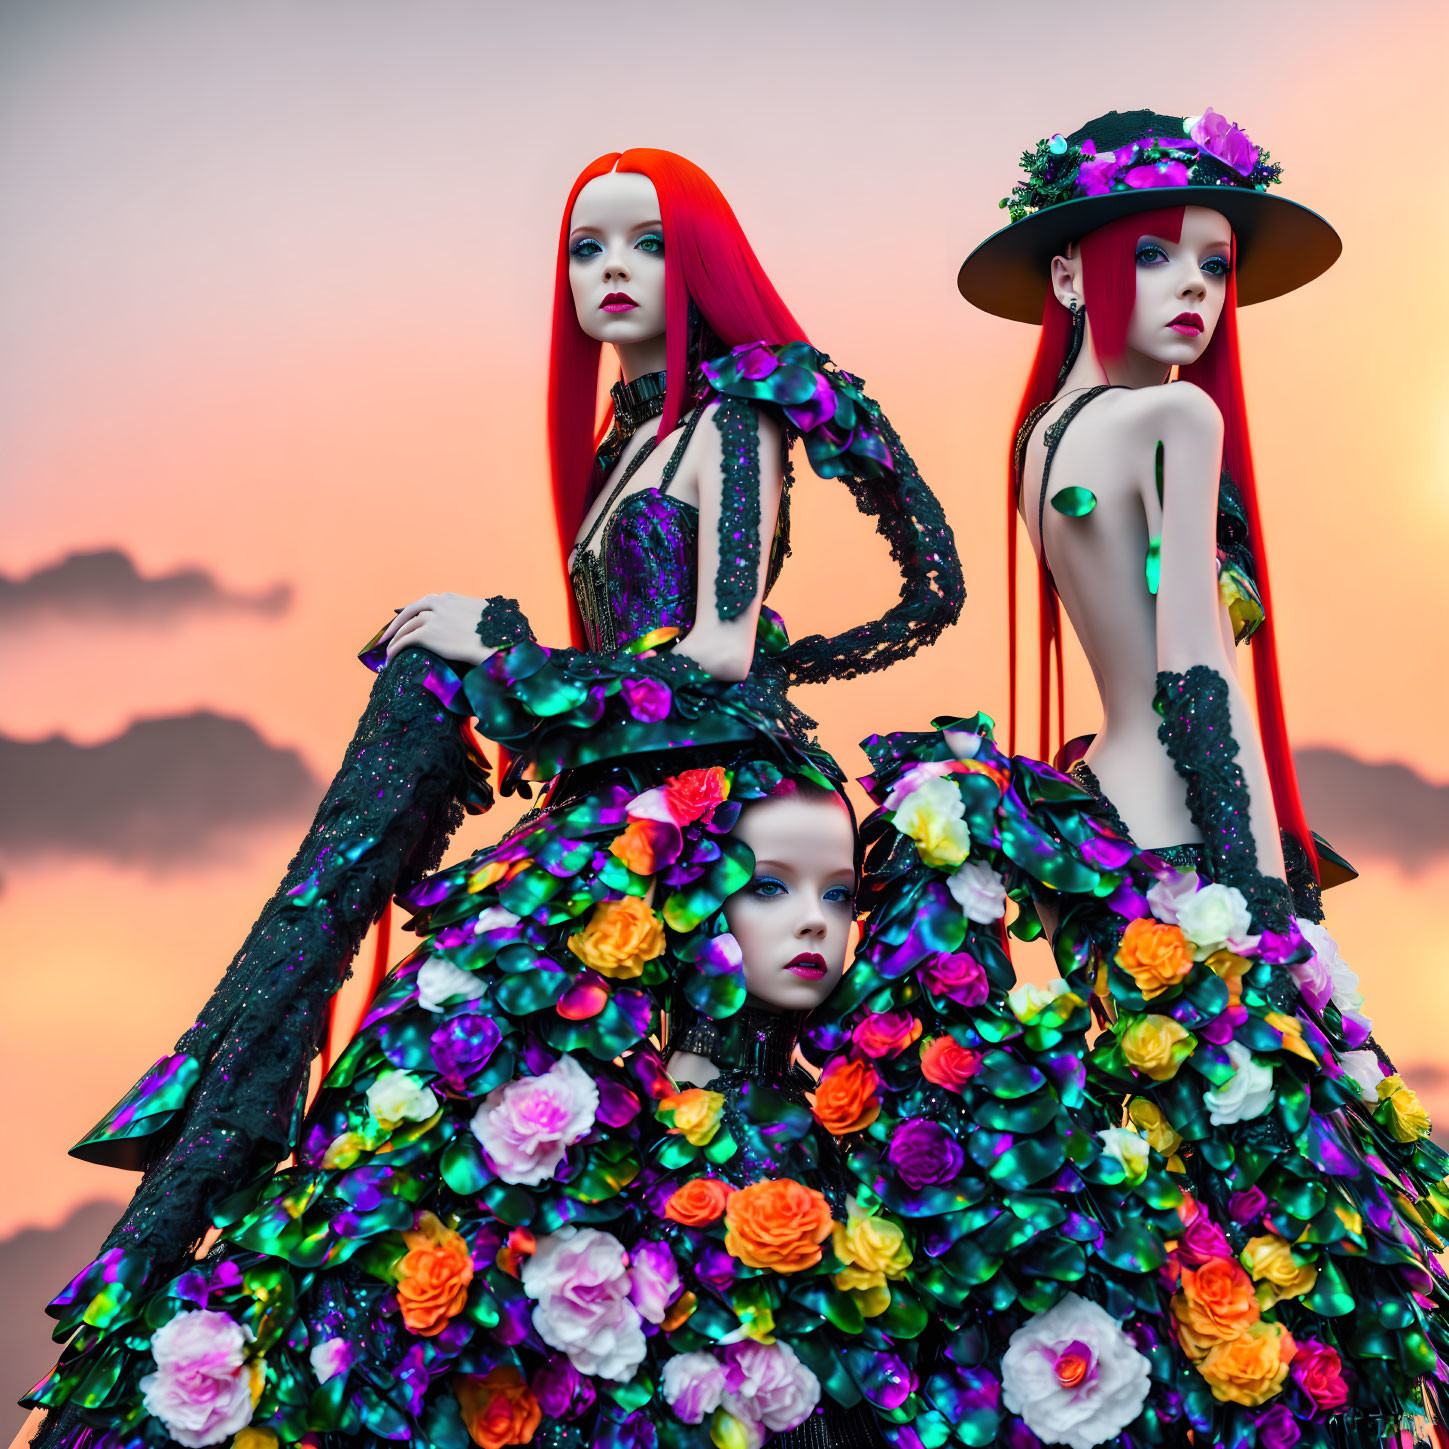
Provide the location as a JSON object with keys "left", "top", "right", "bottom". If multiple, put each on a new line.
{"left": 1240, "top": 1234, "right": 1317, "bottom": 1302}
{"left": 1128, "top": 1097, "right": 1183, "bottom": 1157}
{"left": 848, "top": 1283, "right": 893, "bottom": 1318}
{"left": 566, "top": 895, "right": 664, "bottom": 979}
{"left": 1197, "top": 1321, "right": 1295, "bottom": 1406}
{"left": 1120, "top": 1014, "right": 1196, "bottom": 1082}
{"left": 893, "top": 777, "right": 972, "bottom": 868}
{"left": 1377, "top": 1075, "right": 1432, "bottom": 1143}
{"left": 832, "top": 1196, "right": 913, "bottom": 1295}
{"left": 1264, "top": 1012, "right": 1318, "bottom": 1065}
{"left": 321, "top": 1131, "right": 369, "bottom": 1169}
{"left": 711, "top": 1411, "right": 755, "bottom": 1449}
{"left": 234, "top": 1430, "right": 277, "bottom": 1449}
{"left": 659, "top": 1089, "right": 725, "bottom": 1146}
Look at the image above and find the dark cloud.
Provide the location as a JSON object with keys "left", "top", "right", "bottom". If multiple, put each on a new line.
{"left": 0, "top": 1200, "right": 123, "bottom": 1417}
{"left": 0, "top": 714, "right": 321, "bottom": 868}
{"left": 1294, "top": 747, "right": 1449, "bottom": 874}
{"left": 0, "top": 549, "right": 291, "bottom": 624}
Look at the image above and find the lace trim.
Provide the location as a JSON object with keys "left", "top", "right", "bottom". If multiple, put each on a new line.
{"left": 669, "top": 1000, "right": 802, "bottom": 1079}
{"left": 712, "top": 397, "right": 763, "bottom": 621}
{"left": 776, "top": 411, "right": 963, "bottom": 685}
{"left": 475, "top": 596, "right": 535, "bottom": 651}
{"left": 1154, "top": 664, "right": 1292, "bottom": 929}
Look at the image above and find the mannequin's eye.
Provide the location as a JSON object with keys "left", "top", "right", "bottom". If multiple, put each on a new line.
{"left": 748, "top": 877, "right": 788, "bottom": 898}
{"left": 824, "top": 886, "right": 855, "bottom": 907}
{"left": 635, "top": 233, "right": 665, "bottom": 256}
{"left": 569, "top": 237, "right": 604, "bottom": 259}
{"left": 1134, "top": 244, "right": 1168, "bottom": 267}
{"left": 1201, "top": 256, "right": 1231, "bottom": 277}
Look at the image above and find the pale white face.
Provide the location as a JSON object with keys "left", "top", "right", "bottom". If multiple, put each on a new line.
{"left": 567, "top": 171, "right": 668, "bottom": 350}
{"left": 723, "top": 790, "right": 857, "bottom": 1012}
{"left": 1122, "top": 205, "right": 1233, "bottom": 366}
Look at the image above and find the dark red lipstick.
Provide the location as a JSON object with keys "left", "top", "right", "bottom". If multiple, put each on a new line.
{"left": 787, "top": 952, "right": 827, "bottom": 980}
{"left": 601, "top": 291, "right": 638, "bottom": 313}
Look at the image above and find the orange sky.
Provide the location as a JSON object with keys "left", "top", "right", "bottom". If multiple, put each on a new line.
{"left": 2, "top": 0, "right": 1448, "bottom": 1249}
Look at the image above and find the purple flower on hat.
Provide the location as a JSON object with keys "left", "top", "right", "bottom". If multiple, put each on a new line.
{"left": 1124, "top": 161, "right": 1191, "bottom": 190}
{"left": 1188, "top": 108, "right": 1260, "bottom": 176}
{"left": 1076, "top": 154, "right": 1119, "bottom": 197}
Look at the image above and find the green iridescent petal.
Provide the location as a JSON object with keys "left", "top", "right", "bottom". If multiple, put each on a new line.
{"left": 1145, "top": 535, "right": 1161, "bottom": 594}
{"left": 441, "top": 1132, "right": 491, "bottom": 1196}
{"left": 1050, "top": 486, "right": 1098, "bottom": 517}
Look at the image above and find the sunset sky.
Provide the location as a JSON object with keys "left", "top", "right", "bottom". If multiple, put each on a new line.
{"left": 3, "top": 0, "right": 1448, "bottom": 1411}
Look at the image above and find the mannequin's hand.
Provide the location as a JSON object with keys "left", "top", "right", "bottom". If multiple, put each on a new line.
{"left": 379, "top": 593, "right": 496, "bottom": 667}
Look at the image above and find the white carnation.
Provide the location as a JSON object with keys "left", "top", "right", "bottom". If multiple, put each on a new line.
{"left": 1177, "top": 883, "right": 1253, "bottom": 956}
{"left": 1337, "top": 1049, "right": 1385, "bottom": 1104}
{"left": 364, "top": 1070, "right": 439, "bottom": 1131}
{"left": 1145, "top": 870, "right": 1201, "bottom": 926}
{"left": 946, "top": 859, "right": 1008, "bottom": 923}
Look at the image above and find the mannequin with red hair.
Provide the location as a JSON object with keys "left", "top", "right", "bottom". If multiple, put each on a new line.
{"left": 955, "top": 109, "right": 1449, "bottom": 1448}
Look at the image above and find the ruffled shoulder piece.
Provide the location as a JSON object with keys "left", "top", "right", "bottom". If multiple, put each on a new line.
{"left": 701, "top": 340, "right": 894, "bottom": 481}
{"left": 697, "top": 342, "right": 965, "bottom": 685}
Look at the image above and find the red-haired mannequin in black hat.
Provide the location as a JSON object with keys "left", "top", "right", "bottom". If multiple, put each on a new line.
{"left": 956, "top": 110, "right": 1449, "bottom": 1447}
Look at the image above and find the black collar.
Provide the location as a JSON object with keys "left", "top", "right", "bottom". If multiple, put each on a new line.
{"left": 609, "top": 370, "right": 668, "bottom": 439}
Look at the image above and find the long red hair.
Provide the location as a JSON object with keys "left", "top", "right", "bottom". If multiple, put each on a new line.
{"left": 548, "top": 149, "right": 809, "bottom": 644}
{"left": 1008, "top": 205, "right": 1317, "bottom": 871}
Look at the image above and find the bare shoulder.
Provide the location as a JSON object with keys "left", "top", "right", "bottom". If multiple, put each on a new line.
{"left": 1115, "top": 381, "right": 1223, "bottom": 436}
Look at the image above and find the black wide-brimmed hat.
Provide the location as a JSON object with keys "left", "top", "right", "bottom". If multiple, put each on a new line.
{"left": 958, "top": 108, "right": 1341, "bottom": 323}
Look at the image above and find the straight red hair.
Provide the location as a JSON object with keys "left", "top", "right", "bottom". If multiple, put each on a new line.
{"left": 548, "top": 150, "right": 809, "bottom": 644}
{"left": 1008, "top": 205, "right": 1317, "bottom": 872}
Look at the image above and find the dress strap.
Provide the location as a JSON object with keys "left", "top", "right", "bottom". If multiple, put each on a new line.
{"left": 1034, "top": 384, "right": 1121, "bottom": 586}
{"left": 657, "top": 404, "right": 707, "bottom": 498}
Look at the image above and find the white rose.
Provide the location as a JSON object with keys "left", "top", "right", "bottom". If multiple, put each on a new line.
{"left": 1001, "top": 1293, "right": 1151, "bottom": 1449}
{"left": 473, "top": 905, "right": 520, "bottom": 937}
{"left": 1337, "top": 1049, "right": 1385, "bottom": 1104}
{"left": 1299, "top": 920, "right": 1364, "bottom": 1017}
{"left": 415, "top": 957, "right": 487, "bottom": 1013}
{"left": 946, "top": 860, "right": 1008, "bottom": 923}
{"left": 1145, "top": 870, "right": 1201, "bottom": 926}
{"left": 1203, "top": 1041, "right": 1274, "bottom": 1125}
{"left": 1177, "top": 883, "right": 1253, "bottom": 956}
{"left": 365, "top": 1070, "right": 439, "bottom": 1131}
{"left": 1096, "top": 1128, "right": 1150, "bottom": 1185}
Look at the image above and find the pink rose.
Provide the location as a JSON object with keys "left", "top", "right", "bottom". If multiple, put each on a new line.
{"left": 138, "top": 1311, "right": 255, "bottom": 1448}
{"left": 1291, "top": 1339, "right": 1349, "bottom": 1411}
{"left": 621, "top": 677, "right": 672, "bottom": 723}
{"left": 721, "top": 1340, "right": 821, "bottom": 1434}
{"left": 1178, "top": 1214, "right": 1233, "bottom": 1268}
{"left": 629, "top": 1239, "right": 682, "bottom": 1325}
{"left": 851, "top": 1012, "right": 922, "bottom": 1060}
{"left": 662, "top": 1352, "right": 728, "bottom": 1425}
{"left": 470, "top": 1055, "right": 599, "bottom": 1186}
{"left": 919, "top": 951, "right": 989, "bottom": 1007}
{"left": 521, "top": 1227, "right": 645, "bottom": 1382}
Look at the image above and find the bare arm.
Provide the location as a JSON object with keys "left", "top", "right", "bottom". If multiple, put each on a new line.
{"left": 672, "top": 402, "right": 784, "bottom": 683}
{"left": 1144, "top": 384, "right": 1285, "bottom": 878}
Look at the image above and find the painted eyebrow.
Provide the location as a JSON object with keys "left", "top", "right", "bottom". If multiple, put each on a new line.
{"left": 567, "top": 219, "right": 664, "bottom": 241}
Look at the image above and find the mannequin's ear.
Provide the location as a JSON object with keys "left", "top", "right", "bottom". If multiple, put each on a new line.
{"left": 1050, "top": 250, "right": 1082, "bottom": 312}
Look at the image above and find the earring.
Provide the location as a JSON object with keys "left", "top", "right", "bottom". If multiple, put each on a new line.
{"left": 1056, "top": 297, "right": 1086, "bottom": 389}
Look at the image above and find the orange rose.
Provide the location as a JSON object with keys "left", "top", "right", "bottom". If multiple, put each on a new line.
{"left": 919, "top": 1035, "right": 982, "bottom": 1093}
{"left": 808, "top": 1058, "right": 882, "bottom": 1136}
{"left": 1198, "top": 1321, "right": 1296, "bottom": 1406}
{"left": 664, "top": 766, "right": 729, "bottom": 824}
{"left": 566, "top": 895, "right": 664, "bottom": 979}
{"left": 724, "top": 1179, "right": 834, "bottom": 1272}
{"left": 1171, "top": 1256, "right": 1259, "bottom": 1359}
{"left": 1116, "top": 918, "right": 1194, "bottom": 999}
{"left": 455, "top": 1367, "right": 541, "bottom": 1449}
{"left": 664, "top": 1177, "right": 735, "bottom": 1226}
{"left": 396, "top": 1210, "right": 473, "bottom": 1336}
{"left": 609, "top": 819, "right": 674, "bottom": 877}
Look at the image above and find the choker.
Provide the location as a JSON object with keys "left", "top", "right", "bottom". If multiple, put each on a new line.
{"left": 670, "top": 1001, "right": 803, "bottom": 1080}
{"left": 609, "top": 370, "right": 668, "bottom": 439}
